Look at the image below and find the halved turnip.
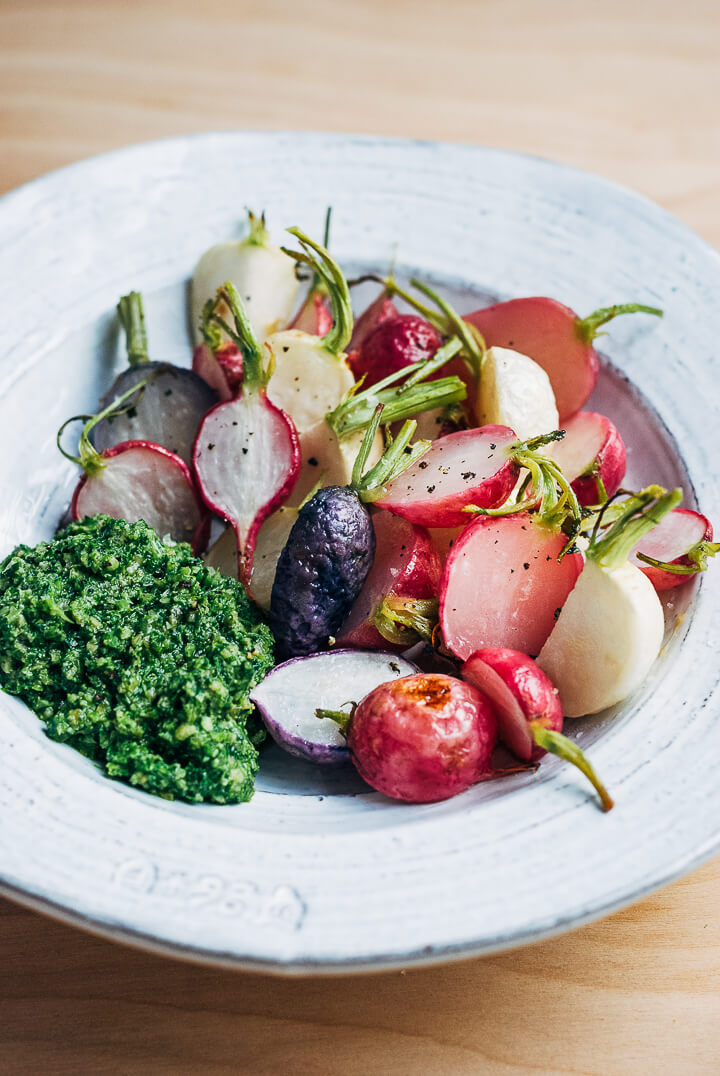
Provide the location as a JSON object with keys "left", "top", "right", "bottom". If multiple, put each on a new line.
{"left": 204, "top": 506, "right": 298, "bottom": 609}
{"left": 440, "top": 514, "right": 583, "bottom": 659}
{"left": 550, "top": 411, "right": 626, "bottom": 505}
{"left": 630, "top": 508, "right": 717, "bottom": 590}
{"left": 476, "top": 346, "right": 559, "bottom": 441}
{"left": 286, "top": 419, "right": 383, "bottom": 509}
{"left": 250, "top": 649, "right": 418, "bottom": 765}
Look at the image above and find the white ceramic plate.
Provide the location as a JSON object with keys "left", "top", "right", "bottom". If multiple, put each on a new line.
{"left": 1, "top": 133, "right": 719, "bottom": 973}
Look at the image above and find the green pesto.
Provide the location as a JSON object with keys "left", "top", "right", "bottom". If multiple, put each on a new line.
{"left": 0, "top": 515, "right": 275, "bottom": 804}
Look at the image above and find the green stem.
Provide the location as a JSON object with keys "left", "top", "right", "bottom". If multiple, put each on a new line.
{"left": 284, "top": 227, "right": 353, "bottom": 354}
{"left": 212, "top": 281, "right": 266, "bottom": 392}
{"left": 372, "top": 596, "right": 439, "bottom": 647}
{"left": 117, "top": 292, "right": 149, "bottom": 366}
{"left": 315, "top": 703, "right": 356, "bottom": 736}
{"left": 576, "top": 303, "right": 663, "bottom": 346}
{"left": 356, "top": 418, "right": 430, "bottom": 503}
{"left": 636, "top": 538, "right": 720, "bottom": 576}
{"left": 530, "top": 723, "right": 614, "bottom": 812}
{"left": 245, "top": 209, "right": 269, "bottom": 247}
{"left": 384, "top": 275, "right": 485, "bottom": 379}
{"left": 590, "top": 487, "right": 682, "bottom": 571}
{"left": 199, "top": 296, "right": 224, "bottom": 352}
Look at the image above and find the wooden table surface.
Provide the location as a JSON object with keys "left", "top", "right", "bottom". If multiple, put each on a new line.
{"left": 1, "top": 1, "right": 719, "bottom": 1073}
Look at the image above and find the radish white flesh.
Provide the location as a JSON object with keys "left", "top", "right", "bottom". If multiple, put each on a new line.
{"left": 72, "top": 442, "right": 207, "bottom": 550}
{"left": 375, "top": 425, "right": 520, "bottom": 528}
{"left": 193, "top": 392, "right": 299, "bottom": 579}
{"left": 191, "top": 218, "right": 299, "bottom": 345}
{"left": 549, "top": 411, "right": 627, "bottom": 505}
{"left": 440, "top": 514, "right": 583, "bottom": 659}
{"left": 250, "top": 649, "right": 418, "bottom": 765}
{"left": 264, "top": 329, "right": 355, "bottom": 434}
{"left": 537, "top": 558, "right": 664, "bottom": 717}
{"left": 477, "top": 346, "right": 559, "bottom": 441}
{"left": 630, "top": 508, "right": 713, "bottom": 590}
{"left": 204, "top": 508, "right": 298, "bottom": 610}
{"left": 287, "top": 419, "right": 383, "bottom": 508}
{"left": 429, "top": 525, "right": 466, "bottom": 563}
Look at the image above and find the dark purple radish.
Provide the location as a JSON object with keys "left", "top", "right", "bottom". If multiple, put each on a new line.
{"left": 193, "top": 282, "right": 300, "bottom": 582}
{"left": 462, "top": 648, "right": 613, "bottom": 811}
{"left": 269, "top": 407, "right": 431, "bottom": 660}
{"left": 550, "top": 411, "right": 627, "bottom": 505}
{"left": 92, "top": 292, "right": 216, "bottom": 465}
{"left": 59, "top": 377, "right": 208, "bottom": 551}
{"left": 336, "top": 512, "right": 442, "bottom": 650}
{"left": 440, "top": 513, "right": 584, "bottom": 660}
{"left": 250, "top": 649, "right": 418, "bottom": 766}
{"left": 630, "top": 508, "right": 718, "bottom": 590}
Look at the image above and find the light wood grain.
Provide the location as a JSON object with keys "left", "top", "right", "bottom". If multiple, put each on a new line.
{"left": 1, "top": 1, "right": 719, "bottom": 1073}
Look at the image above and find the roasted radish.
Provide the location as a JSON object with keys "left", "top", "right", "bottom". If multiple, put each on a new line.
{"left": 462, "top": 649, "right": 613, "bottom": 811}
{"left": 193, "top": 283, "right": 300, "bottom": 581}
{"left": 191, "top": 210, "right": 299, "bottom": 345}
{"left": 204, "top": 507, "right": 298, "bottom": 609}
{"left": 464, "top": 298, "right": 663, "bottom": 420}
{"left": 630, "top": 508, "right": 718, "bottom": 590}
{"left": 287, "top": 207, "right": 333, "bottom": 335}
{"left": 550, "top": 410, "right": 627, "bottom": 504}
{"left": 349, "top": 291, "right": 399, "bottom": 352}
{"left": 476, "top": 346, "right": 559, "bottom": 441}
{"left": 349, "top": 314, "right": 442, "bottom": 387}
{"left": 538, "top": 487, "right": 681, "bottom": 716}
{"left": 93, "top": 292, "right": 215, "bottom": 464}
{"left": 250, "top": 649, "right": 418, "bottom": 765}
{"left": 192, "top": 300, "right": 244, "bottom": 401}
{"left": 287, "top": 420, "right": 383, "bottom": 508}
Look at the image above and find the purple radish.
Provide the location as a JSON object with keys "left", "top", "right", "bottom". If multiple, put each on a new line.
{"left": 193, "top": 282, "right": 301, "bottom": 582}
{"left": 550, "top": 410, "right": 627, "bottom": 505}
{"left": 59, "top": 377, "right": 208, "bottom": 551}
{"left": 92, "top": 292, "right": 216, "bottom": 465}
{"left": 630, "top": 508, "right": 718, "bottom": 590}
{"left": 250, "top": 649, "right": 418, "bottom": 765}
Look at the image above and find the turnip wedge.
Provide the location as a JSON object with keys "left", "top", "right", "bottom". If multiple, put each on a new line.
{"left": 269, "top": 407, "right": 431, "bottom": 660}
{"left": 336, "top": 511, "right": 442, "bottom": 650}
{"left": 250, "top": 649, "right": 418, "bottom": 765}
{"left": 59, "top": 377, "right": 208, "bottom": 551}
{"left": 204, "top": 507, "right": 298, "bottom": 609}
{"left": 464, "top": 297, "right": 663, "bottom": 420}
{"left": 191, "top": 209, "right": 299, "bottom": 345}
{"left": 630, "top": 508, "right": 718, "bottom": 591}
{"left": 549, "top": 410, "right": 627, "bottom": 505}
{"left": 440, "top": 514, "right": 583, "bottom": 660}
{"left": 462, "top": 648, "right": 613, "bottom": 811}
{"left": 92, "top": 292, "right": 216, "bottom": 464}
{"left": 193, "top": 282, "right": 300, "bottom": 583}
{"left": 538, "top": 486, "right": 682, "bottom": 717}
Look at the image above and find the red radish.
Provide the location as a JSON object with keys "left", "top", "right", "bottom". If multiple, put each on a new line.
{"left": 193, "top": 282, "right": 300, "bottom": 581}
{"left": 550, "top": 411, "right": 626, "bottom": 504}
{"left": 429, "top": 525, "right": 466, "bottom": 563}
{"left": 349, "top": 292, "right": 399, "bottom": 352}
{"left": 289, "top": 290, "right": 333, "bottom": 335}
{"left": 336, "top": 512, "right": 442, "bottom": 650}
{"left": 59, "top": 378, "right": 209, "bottom": 552}
{"left": 464, "top": 298, "right": 663, "bottom": 420}
{"left": 204, "top": 506, "right": 298, "bottom": 609}
{"left": 373, "top": 425, "right": 520, "bottom": 527}
{"left": 344, "top": 673, "right": 497, "bottom": 803}
{"left": 349, "top": 314, "right": 442, "bottom": 386}
{"left": 440, "top": 514, "right": 583, "bottom": 659}
{"left": 192, "top": 320, "right": 244, "bottom": 401}
{"left": 462, "top": 648, "right": 613, "bottom": 811}
{"left": 630, "top": 508, "right": 717, "bottom": 590}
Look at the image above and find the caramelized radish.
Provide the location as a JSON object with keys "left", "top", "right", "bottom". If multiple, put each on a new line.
{"left": 440, "top": 514, "right": 583, "bottom": 659}
{"left": 93, "top": 292, "right": 215, "bottom": 464}
{"left": 192, "top": 303, "right": 244, "bottom": 402}
{"left": 193, "top": 283, "right": 300, "bottom": 581}
{"left": 336, "top": 512, "right": 442, "bottom": 650}
{"left": 349, "top": 314, "right": 442, "bottom": 387}
{"left": 476, "top": 346, "right": 558, "bottom": 441}
{"left": 464, "top": 298, "right": 662, "bottom": 420}
{"left": 60, "top": 378, "right": 208, "bottom": 551}
{"left": 191, "top": 210, "right": 299, "bottom": 345}
{"left": 550, "top": 411, "right": 626, "bottom": 504}
{"left": 462, "top": 649, "right": 613, "bottom": 811}
{"left": 349, "top": 292, "right": 399, "bottom": 352}
{"left": 630, "top": 508, "right": 717, "bottom": 590}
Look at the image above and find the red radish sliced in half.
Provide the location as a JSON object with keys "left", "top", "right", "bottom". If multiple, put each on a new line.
{"left": 630, "top": 508, "right": 715, "bottom": 590}
{"left": 204, "top": 507, "right": 298, "bottom": 610}
{"left": 464, "top": 298, "right": 662, "bottom": 420}
{"left": 550, "top": 411, "right": 627, "bottom": 505}
{"left": 375, "top": 425, "right": 520, "bottom": 528}
{"left": 337, "top": 512, "right": 442, "bottom": 650}
{"left": 440, "top": 514, "right": 583, "bottom": 659}
{"left": 193, "top": 282, "right": 300, "bottom": 581}
{"left": 288, "top": 290, "right": 333, "bottom": 335}
{"left": 192, "top": 340, "right": 243, "bottom": 402}
{"left": 429, "top": 525, "right": 466, "bottom": 564}
{"left": 73, "top": 441, "right": 208, "bottom": 552}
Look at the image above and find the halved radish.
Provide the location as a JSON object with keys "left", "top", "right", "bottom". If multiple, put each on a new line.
{"left": 193, "top": 283, "right": 300, "bottom": 581}
{"left": 286, "top": 419, "right": 383, "bottom": 509}
{"left": 374, "top": 425, "right": 520, "bottom": 527}
{"left": 204, "top": 506, "right": 298, "bottom": 609}
{"left": 289, "top": 290, "right": 333, "bottom": 335}
{"left": 192, "top": 338, "right": 244, "bottom": 402}
{"left": 336, "top": 512, "right": 442, "bottom": 649}
{"left": 349, "top": 314, "right": 442, "bottom": 388}
{"left": 429, "top": 525, "right": 466, "bottom": 563}
{"left": 464, "top": 298, "right": 662, "bottom": 420}
{"left": 550, "top": 411, "right": 626, "bottom": 504}
{"left": 630, "top": 508, "right": 716, "bottom": 590}
{"left": 250, "top": 649, "right": 419, "bottom": 766}
{"left": 440, "top": 514, "right": 583, "bottom": 659}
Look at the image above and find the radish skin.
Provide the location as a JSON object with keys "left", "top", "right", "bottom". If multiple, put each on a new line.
{"left": 550, "top": 411, "right": 627, "bottom": 505}
{"left": 630, "top": 509, "right": 713, "bottom": 590}
{"left": 477, "top": 346, "right": 559, "bottom": 441}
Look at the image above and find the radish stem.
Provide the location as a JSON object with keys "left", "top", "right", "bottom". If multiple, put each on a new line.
{"left": 245, "top": 209, "right": 269, "bottom": 247}
{"left": 315, "top": 703, "right": 356, "bottom": 735}
{"left": 384, "top": 275, "right": 485, "bottom": 377}
{"left": 373, "top": 595, "right": 439, "bottom": 646}
{"left": 211, "top": 281, "right": 268, "bottom": 392}
{"left": 117, "top": 291, "right": 149, "bottom": 366}
{"left": 576, "top": 302, "right": 663, "bottom": 345}
{"left": 283, "top": 227, "right": 353, "bottom": 354}
{"left": 637, "top": 538, "right": 720, "bottom": 575}
{"left": 530, "top": 722, "right": 614, "bottom": 811}
{"left": 590, "top": 487, "right": 682, "bottom": 570}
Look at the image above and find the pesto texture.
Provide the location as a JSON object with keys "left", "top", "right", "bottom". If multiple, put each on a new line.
{"left": 0, "top": 515, "right": 275, "bottom": 803}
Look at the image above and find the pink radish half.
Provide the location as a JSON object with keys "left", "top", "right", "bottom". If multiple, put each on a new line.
{"left": 72, "top": 441, "right": 209, "bottom": 552}
{"left": 336, "top": 512, "right": 442, "bottom": 650}
{"left": 550, "top": 411, "right": 627, "bottom": 505}
{"left": 630, "top": 508, "right": 714, "bottom": 590}
{"left": 375, "top": 425, "right": 520, "bottom": 528}
{"left": 440, "top": 514, "right": 583, "bottom": 659}
{"left": 349, "top": 292, "right": 399, "bottom": 352}
{"left": 192, "top": 340, "right": 243, "bottom": 402}
{"left": 289, "top": 290, "right": 333, "bottom": 335}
